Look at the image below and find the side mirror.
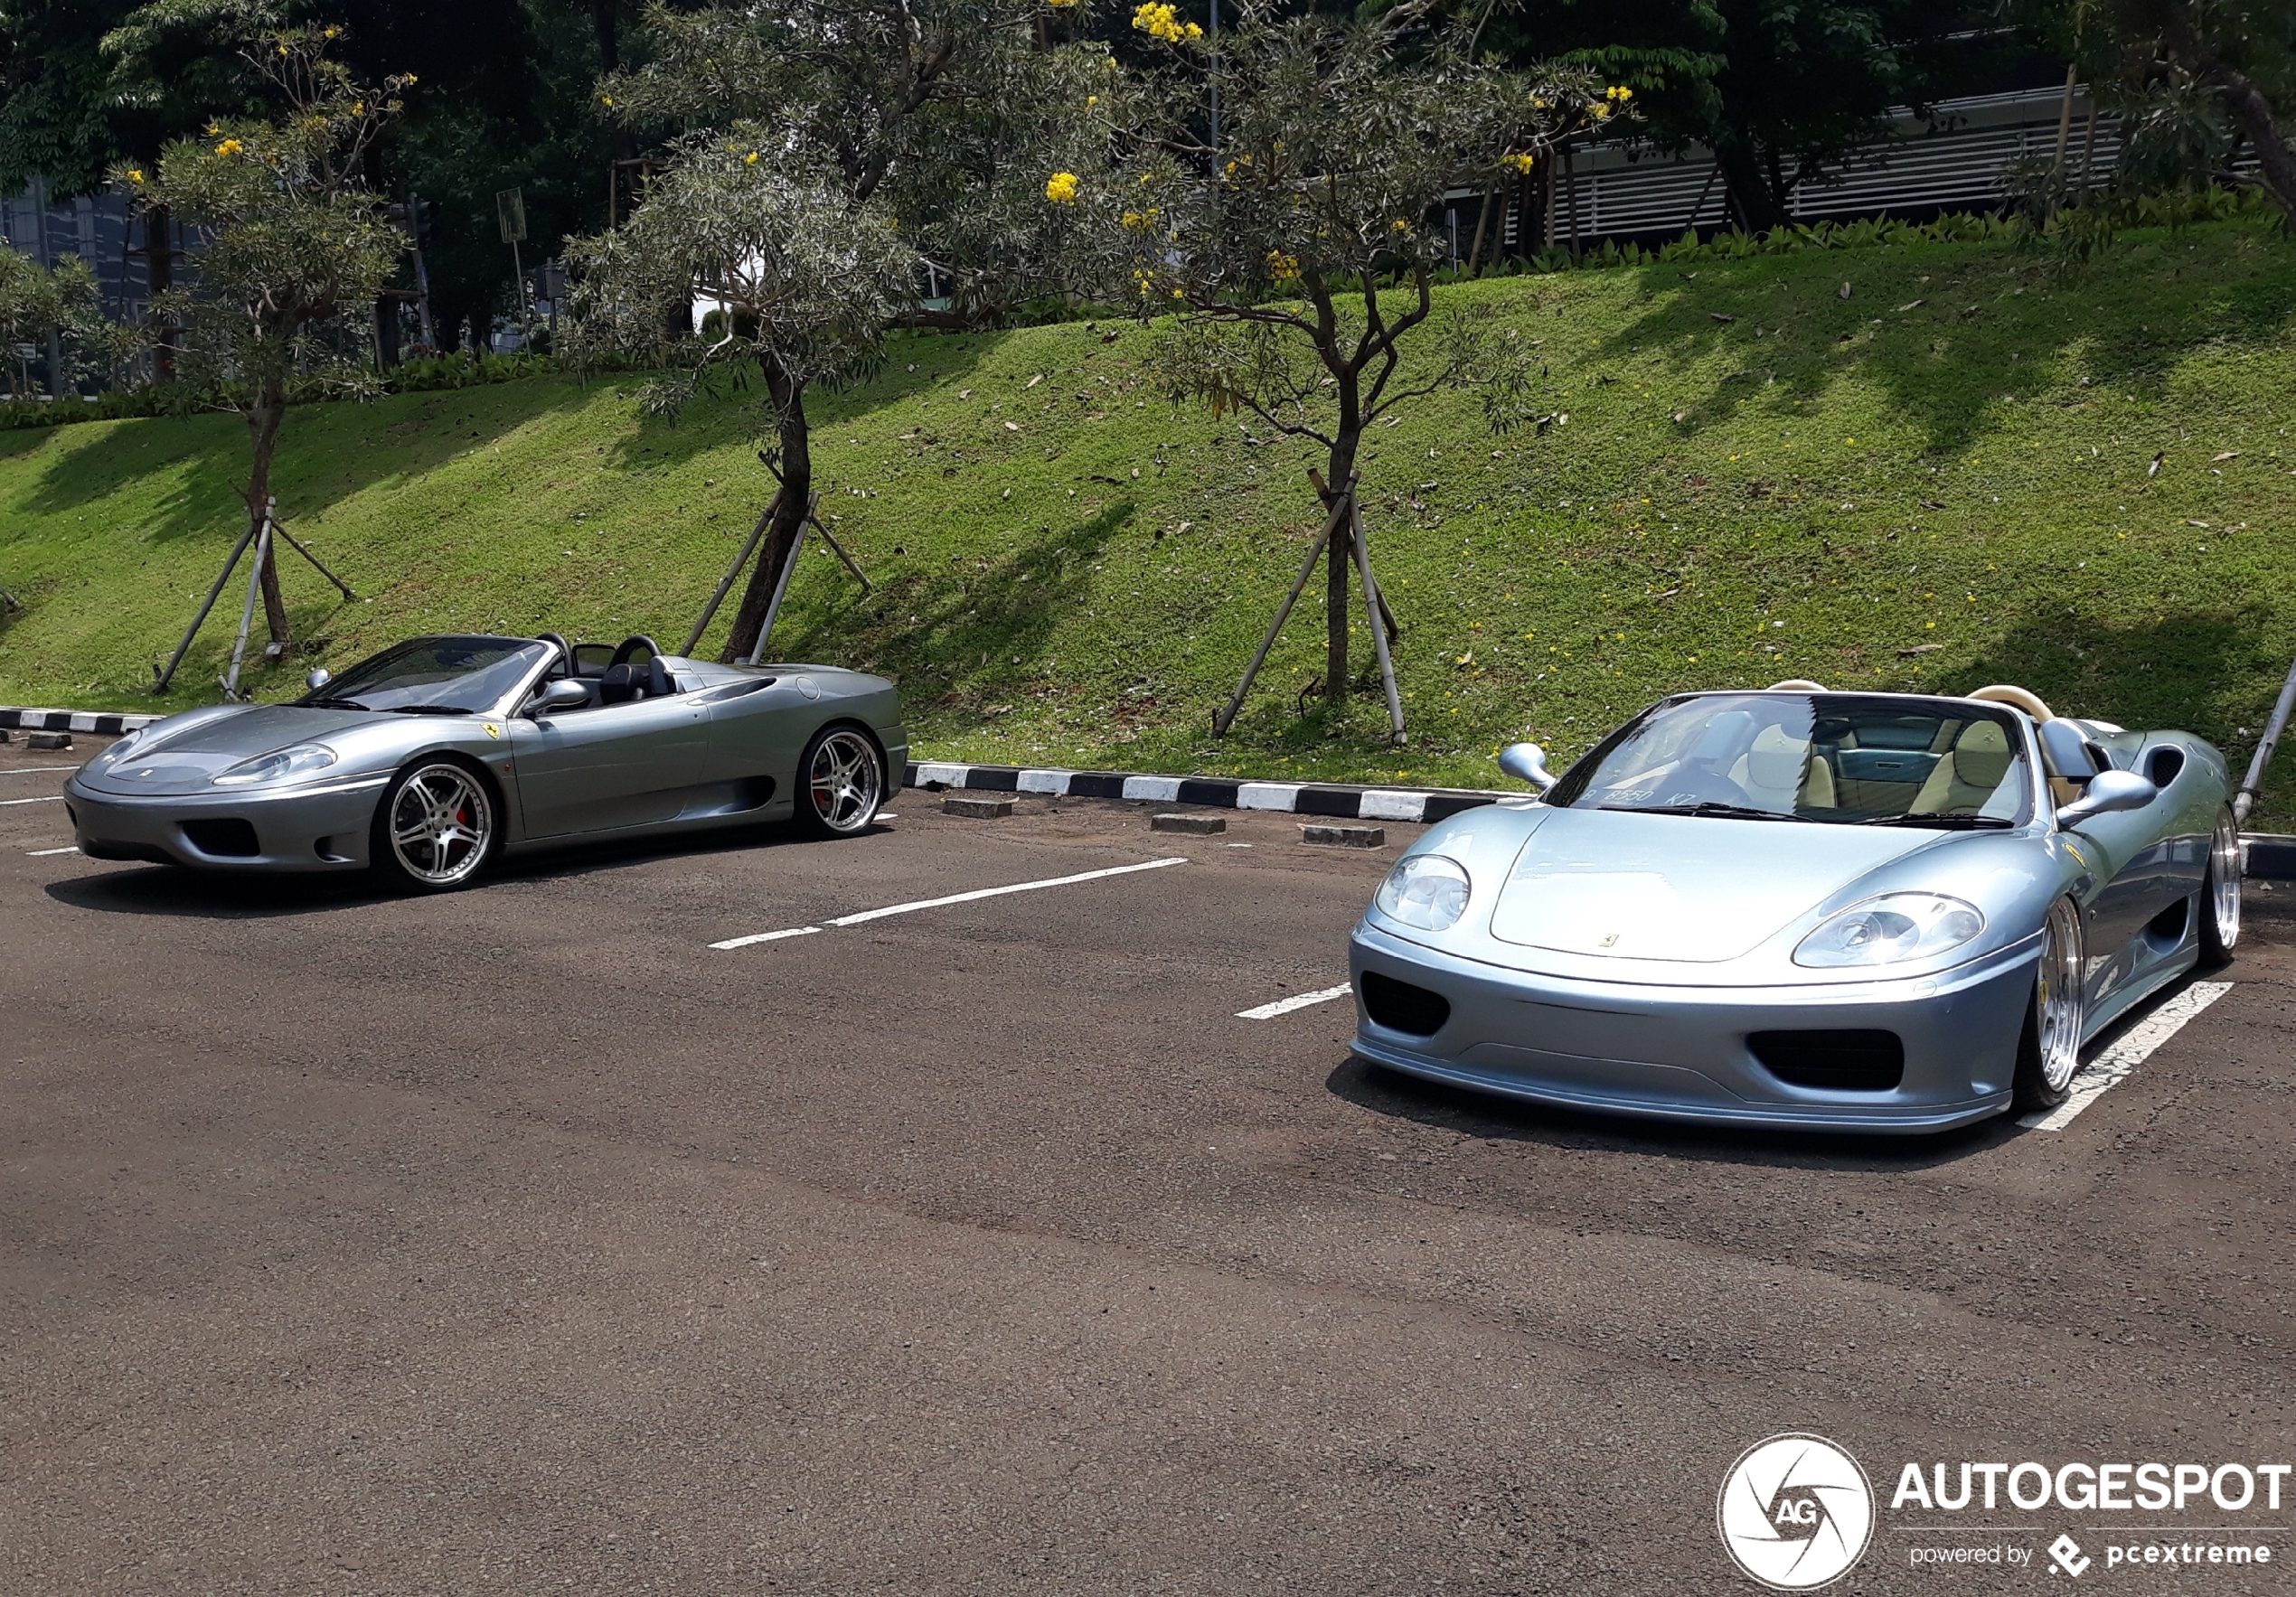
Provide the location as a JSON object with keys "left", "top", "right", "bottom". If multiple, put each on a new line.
{"left": 2056, "top": 767, "right": 2157, "bottom": 828}
{"left": 305, "top": 666, "right": 331, "bottom": 691}
{"left": 1499, "top": 741, "right": 1558, "bottom": 794}
{"left": 528, "top": 678, "right": 589, "bottom": 717}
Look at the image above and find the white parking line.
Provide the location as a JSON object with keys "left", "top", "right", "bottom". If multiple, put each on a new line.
{"left": 0, "top": 794, "right": 63, "bottom": 807}
{"left": 25, "top": 845, "right": 78, "bottom": 857}
{"left": 0, "top": 766, "right": 80, "bottom": 775}
{"left": 1237, "top": 982, "right": 1355, "bottom": 1020}
{"left": 711, "top": 857, "right": 1187, "bottom": 950}
{"left": 2019, "top": 981, "right": 2234, "bottom": 1132}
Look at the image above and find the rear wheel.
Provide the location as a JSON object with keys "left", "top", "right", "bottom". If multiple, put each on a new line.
{"left": 794, "top": 725, "right": 884, "bottom": 838}
{"left": 372, "top": 757, "right": 496, "bottom": 892}
{"left": 2012, "top": 897, "right": 2086, "bottom": 1113}
{"left": 2198, "top": 807, "right": 2242, "bottom": 966}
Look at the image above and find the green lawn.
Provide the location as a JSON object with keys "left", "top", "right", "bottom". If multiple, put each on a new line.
{"left": 7, "top": 219, "right": 2296, "bottom": 821}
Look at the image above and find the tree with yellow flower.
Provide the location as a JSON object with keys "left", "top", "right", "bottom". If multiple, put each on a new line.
{"left": 118, "top": 25, "right": 410, "bottom": 678}
{"left": 1097, "top": 0, "right": 1609, "bottom": 739}
{"left": 569, "top": 0, "right": 1124, "bottom": 662}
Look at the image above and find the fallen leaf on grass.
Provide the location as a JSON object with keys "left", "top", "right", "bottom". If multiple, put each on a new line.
{"left": 1896, "top": 643, "right": 1943, "bottom": 657}
{"left": 2212, "top": 450, "right": 2239, "bottom": 463}
{"left": 1711, "top": 312, "right": 1736, "bottom": 324}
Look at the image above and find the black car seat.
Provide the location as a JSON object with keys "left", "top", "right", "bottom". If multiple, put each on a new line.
{"left": 597, "top": 655, "right": 675, "bottom": 705}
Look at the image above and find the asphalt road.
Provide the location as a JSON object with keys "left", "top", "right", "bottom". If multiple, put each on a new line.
{"left": 3, "top": 735, "right": 2291, "bottom": 1594}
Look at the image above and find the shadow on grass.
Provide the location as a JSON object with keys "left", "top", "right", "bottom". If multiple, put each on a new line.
{"left": 1591, "top": 221, "right": 2296, "bottom": 458}
{"left": 17, "top": 379, "right": 598, "bottom": 547}
{"left": 770, "top": 498, "right": 1140, "bottom": 700}
{"left": 1918, "top": 603, "right": 2277, "bottom": 755}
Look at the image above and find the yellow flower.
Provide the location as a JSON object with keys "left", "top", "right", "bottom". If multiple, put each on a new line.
{"left": 324, "top": 24, "right": 340, "bottom": 38}
{"left": 1045, "top": 170, "right": 1079, "bottom": 204}
{"left": 1132, "top": 2, "right": 1197, "bottom": 43}
{"left": 601, "top": 93, "right": 614, "bottom": 107}
{"left": 1172, "top": 287, "right": 1184, "bottom": 298}
{"left": 1087, "top": 95, "right": 1098, "bottom": 107}
{"left": 1607, "top": 85, "right": 1633, "bottom": 100}
{"left": 353, "top": 100, "right": 365, "bottom": 114}
{"left": 215, "top": 138, "right": 245, "bottom": 156}
{"left": 1266, "top": 249, "right": 1300, "bottom": 282}
{"left": 277, "top": 43, "right": 288, "bottom": 55}
{"left": 747, "top": 151, "right": 760, "bottom": 164}
{"left": 1391, "top": 218, "right": 1411, "bottom": 232}
{"left": 127, "top": 168, "right": 146, "bottom": 184}
{"left": 404, "top": 73, "right": 417, "bottom": 85}
{"left": 1503, "top": 152, "right": 1536, "bottom": 174}
{"left": 1592, "top": 102, "right": 1612, "bottom": 119}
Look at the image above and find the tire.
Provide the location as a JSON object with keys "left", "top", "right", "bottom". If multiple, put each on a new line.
{"left": 2012, "top": 897, "right": 2086, "bottom": 1113}
{"left": 793, "top": 724, "right": 885, "bottom": 838}
{"left": 2198, "top": 806, "right": 2242, "bottom": 967}
{"left": 371, "top": 756, "right": 498, "bottom": 892}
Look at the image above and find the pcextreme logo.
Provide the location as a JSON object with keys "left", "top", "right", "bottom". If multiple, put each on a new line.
{"left": 1717, "top": 1433, "right": 1877, "bottom": 1590}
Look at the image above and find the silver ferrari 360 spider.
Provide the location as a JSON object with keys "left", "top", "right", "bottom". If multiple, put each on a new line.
{"left": 64, "top": 634, "right": 905, "bottom": 890}
{"left": 1350, "top": 684, "right": 2241, "bottom": 1132}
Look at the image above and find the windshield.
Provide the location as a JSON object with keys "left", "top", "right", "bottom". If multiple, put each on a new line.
{"left": 299, "top": 636, "right": 548, "bottom": 714}
{"left": 1549, "top": 693, "right": 2034, "bottom": 827}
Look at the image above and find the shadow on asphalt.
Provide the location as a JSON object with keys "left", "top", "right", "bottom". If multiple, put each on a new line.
{"left": 42, "top": 820, "right": 888, "bottom": 916}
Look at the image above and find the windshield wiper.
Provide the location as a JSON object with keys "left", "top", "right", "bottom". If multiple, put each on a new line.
{"left": 300, "top": 696, "right": 372, "bottom": 710}
{"left": 1854, "top": 813, "right": 2015, "bottom": 830}
{"left": 1606, "top": 802, "right": 1799, "bottom": 822}
{"left": 384, "top": 704, "right": 475, "bottom": 716}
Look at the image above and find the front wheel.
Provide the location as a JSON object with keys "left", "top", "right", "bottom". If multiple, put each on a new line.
{"left": 372, "top": 757, "right": 497, "bottom": 892}
{"left": 2012, "top": 897, "right": 2086, "bottom": 1113}
{"left": 794, "top": 725, "right": 884, "bottom": 838}
{"left": 2198, "top": 807, "right": 2242, "bottom": 966}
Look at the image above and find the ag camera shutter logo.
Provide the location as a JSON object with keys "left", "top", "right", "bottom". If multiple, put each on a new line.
{"left": 1717, "top": 1433, "right": 1876, "bottom": 1589}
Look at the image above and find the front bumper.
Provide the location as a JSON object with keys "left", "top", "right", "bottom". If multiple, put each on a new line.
{"left": 1349, "top": 922, "right": 2033, "bottom": 1134}
{"left": 64, "top": 772, "right": 391, "bottom": 871}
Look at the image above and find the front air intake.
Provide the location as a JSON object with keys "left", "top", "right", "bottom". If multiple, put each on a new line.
{"left": 1360, "top": 972, "right": 1451, "bottom": 1037}
{"left": 181, "top": 818, "right": 259, "bottom": 858}
{"left": 1748, "top": 1029, "right": 1905, "bottom": 1092}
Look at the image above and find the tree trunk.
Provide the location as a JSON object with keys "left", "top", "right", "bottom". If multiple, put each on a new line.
{"left": 1717, "top": 141, "right": 1789, "bottom": 232}
{"left": 722, "top": 362, "right": 813, "bottom": 662}
{"left": 146, "top": 202, "right": 174, "bottom": 382}
{"left": 245, "top": 391, "right": 294, "bottom": 655}
{"left": 2193, "top": 54, "right": 2296, "bottom": 219}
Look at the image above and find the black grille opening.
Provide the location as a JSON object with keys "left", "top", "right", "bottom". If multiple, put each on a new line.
{"left": 2144, "top": 896, "right": 2189, "bottom": 945}
{"left": 2145, "top": 746, "right": 2186, "bottom": 787}
{"left": 1748, "top": 1029, "right": 1905, "bottom": 1092}
{"left": 181, "top": 818, "right": 259, "bottom": 858}
{"left": 1360, "top": 972, "right": 1451, "bottom": 1037}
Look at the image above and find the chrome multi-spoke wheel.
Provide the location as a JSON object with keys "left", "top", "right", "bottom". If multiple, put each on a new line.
{"left": 2201, "top": 808, "right": 2243, "bottom": 964}
{"left": 376, "top": 760, "right": 494, "bottom": 890}
{"left": 797, "top": 727, "right": 883, "bottom": 837}
{"left": 2014, "top": 897, "right": 2087, "bottom": 1111}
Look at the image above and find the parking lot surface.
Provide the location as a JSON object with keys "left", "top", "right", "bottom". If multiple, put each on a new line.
{"left": 4, "top": 736, "right": 2291, "bottom": 1593}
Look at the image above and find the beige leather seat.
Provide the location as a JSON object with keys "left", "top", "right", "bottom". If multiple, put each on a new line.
{"left": 1911, "top": 720, "right": 2012, "bottom": 815}
{"left": 1735, "top": 727, "right": 1836, "bottom": 811}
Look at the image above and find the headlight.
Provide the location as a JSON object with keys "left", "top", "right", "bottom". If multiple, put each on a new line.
{"left": 1376, "top": 854, "right": 1473, "bottom": 932}
{"left": 1794, "top": 893, "right": 1985, "bottom": 968}
{"left": 211, "top": 743, "right": 338, "bottom": 787}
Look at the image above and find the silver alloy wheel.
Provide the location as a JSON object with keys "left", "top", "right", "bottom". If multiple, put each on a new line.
{"left": 389, "top": 762, "right": 494, "bottom": 886}
{"left": 2036, "top": 897, "right": 2086, "bottom": 1094}
{"left": 2210, "top": 811, "right": 2243, "bottom": 953}
{"left": 806, "top": 728, "right": 882, "bottom": 833}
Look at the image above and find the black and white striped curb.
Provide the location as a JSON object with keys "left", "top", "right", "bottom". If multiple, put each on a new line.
{"left": 902, "top": 761, "right": 1509, "bottom": 823}
{"left": 1, "top": 707, "right": 159, "bottom": 735}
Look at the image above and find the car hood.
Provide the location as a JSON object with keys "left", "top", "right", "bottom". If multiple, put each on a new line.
{"left": 77, "top": 704, "right": 381, "bottom": 794}
{"left": 1488, "top": 807, "right": 1934, "bottom": 963}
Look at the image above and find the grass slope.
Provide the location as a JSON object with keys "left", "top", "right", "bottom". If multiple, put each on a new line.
{"left": 6, "top": 219, "right": 2296, "bottom": 821}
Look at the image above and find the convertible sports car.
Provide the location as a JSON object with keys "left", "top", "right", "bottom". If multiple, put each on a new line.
{"left": 63, "top": 634, "right": 905, "bottom": 891}
{"left": 1349, "top": 683, "right": 2241, "bottom": 1132}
